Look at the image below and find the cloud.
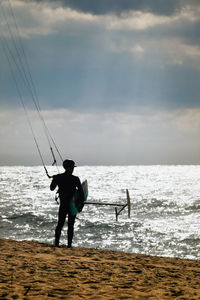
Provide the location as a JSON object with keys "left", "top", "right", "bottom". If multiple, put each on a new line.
{"left": 28, "top": 0, "right": 180, "bottom": 16}
{"left": 1, "top": 0, "right": 200, "bottom": 166}
{"left": 0, "top": 0, "right": 98, "bottom": 38}
{"left": 1, "top": 107, "right": 200, "bottom": 165}
{"left": 1, "top": 1, "right": 200, "bottom": 120}
{"left": 174, "top": 109, "right": 200, "bottom": 133}
{"left": 2, "top": 1, "right": 200, "bottom": 38}
{"left": 26, "top": 0, "right": 200, "bottom": 18}
{"left": 107, "top": 11, "right": 173, "bottom": 31}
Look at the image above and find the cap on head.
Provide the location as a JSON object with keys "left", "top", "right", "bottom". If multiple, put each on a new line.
{"left": 63, "top": 159, "right": 76, "bottom": 170}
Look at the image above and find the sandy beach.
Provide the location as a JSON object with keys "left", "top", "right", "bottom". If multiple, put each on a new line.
{"left": 0, "top": 239, "right": 200, "bottom": 299}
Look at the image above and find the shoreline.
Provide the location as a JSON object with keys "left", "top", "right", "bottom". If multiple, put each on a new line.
{"left": 1, "top": 238, "right": 200, "bottom": 299}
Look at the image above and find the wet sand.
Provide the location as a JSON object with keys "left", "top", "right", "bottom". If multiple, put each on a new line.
{"left": 0, "top": 238, "right": 200, "bottom": 299}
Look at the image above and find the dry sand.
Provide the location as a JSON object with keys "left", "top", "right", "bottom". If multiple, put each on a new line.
{"left": 0, "top": 239, "right": 200, "bottom": 299}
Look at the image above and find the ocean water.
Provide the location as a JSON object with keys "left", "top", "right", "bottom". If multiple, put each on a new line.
{"left": 0, "top": 165, "right": 199, "bottom": 260}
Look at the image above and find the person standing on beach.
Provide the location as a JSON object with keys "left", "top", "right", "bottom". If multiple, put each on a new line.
{"left": 50, "top": 159, "right": 84, "bottom": 248}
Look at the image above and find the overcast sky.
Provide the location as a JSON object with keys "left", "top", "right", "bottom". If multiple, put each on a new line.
{"left": 0, "top": 0, "right": 200, "bottom": 165}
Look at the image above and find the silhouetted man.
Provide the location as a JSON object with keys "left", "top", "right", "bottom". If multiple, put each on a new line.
{"left": 50, "top": 159, "right": 84, "bottom": 248}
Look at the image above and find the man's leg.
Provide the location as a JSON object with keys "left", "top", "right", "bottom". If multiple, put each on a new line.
{"left": 67, "top": 213, "right": 76, "bottom": 248}
{"left": 55, "top": 207, "right": 67, "bottom": 247}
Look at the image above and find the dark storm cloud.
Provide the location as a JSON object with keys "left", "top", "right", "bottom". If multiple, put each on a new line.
{"left": 62, "top": 0, "right": 180, "bottom": 16}
{"left": 28, "top": 0, "right": 180, "bottom": 16}
{"left": 29, "top": 0, "right": 200, "bottom": 15}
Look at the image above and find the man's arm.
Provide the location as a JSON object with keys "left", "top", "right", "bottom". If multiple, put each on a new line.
{"left": 50, "top": 175, "right": 57, "bottom": 191}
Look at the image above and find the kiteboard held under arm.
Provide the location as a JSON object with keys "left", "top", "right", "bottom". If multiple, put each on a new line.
{"left": 70, "top": 180, "right": 88, "bottom": 216}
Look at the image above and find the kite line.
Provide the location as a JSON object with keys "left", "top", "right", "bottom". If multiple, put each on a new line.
{"left": 0, "top": 0, "right": 63, "bottom": 177}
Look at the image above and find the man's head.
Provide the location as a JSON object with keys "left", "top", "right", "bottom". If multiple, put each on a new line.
{"left": 63, "top": 159, "right": 76, "bottom": 173}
